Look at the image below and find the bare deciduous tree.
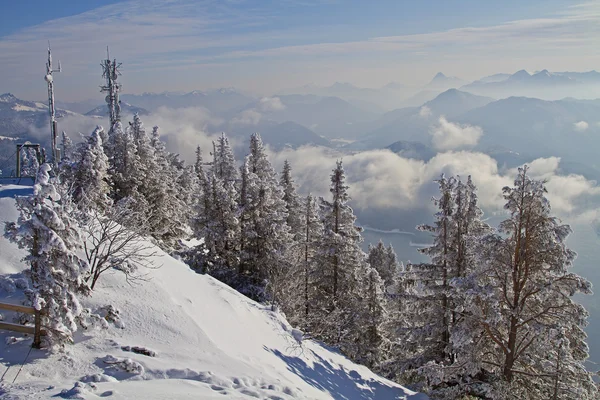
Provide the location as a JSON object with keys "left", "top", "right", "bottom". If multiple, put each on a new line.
{"left": 81, "top": 200, "right": 158, "bottom": 290}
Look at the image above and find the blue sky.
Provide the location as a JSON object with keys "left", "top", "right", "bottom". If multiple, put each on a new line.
{"left": 0, "top": 0, "right": 598, "bottom": 100}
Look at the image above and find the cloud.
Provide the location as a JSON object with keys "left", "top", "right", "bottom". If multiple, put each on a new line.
{"left": 268, "top": 145, "right": 598, "bottom": 217}
{"left": 574, "top": 120, "right": 589, "bottom": 131}
{"left": 258, "top": 97, "right": 286, "bottom": 112}
{"left": 418, "top": 106, "right": 432, "bottom": 118}
{"left": 231, "top": 96, "right": 285, "bottom": 125}
{"left": 429, "top": 117, "right": 483, "bottom": 151}
{"left": 141, "top": 106, "right": 225, "bottom": 161}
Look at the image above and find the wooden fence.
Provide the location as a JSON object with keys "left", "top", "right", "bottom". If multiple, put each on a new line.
{"left": 0, "top": 302, "right": 44, "bottom": 348}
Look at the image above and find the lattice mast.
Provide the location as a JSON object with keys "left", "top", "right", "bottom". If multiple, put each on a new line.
{"left": 44, "top": 43, "right": 61, "bottom": 164}
{"left": 100, "top": 47, "right": 122, "bottom": 127}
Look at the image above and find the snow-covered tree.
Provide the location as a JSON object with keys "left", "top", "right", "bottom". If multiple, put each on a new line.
{"left": 146, "top": 125, "right": 188, "bottom": 244}
{"left": 71, "top": 127, "right": 111, "bottom": 212}
{"left": 279, "top": 160, "right": 303, "bottom": 241}
{"left": 202, "top": 172, "right": 239, "bottom": 270}
{"left": 402, "top": 175, "right": 457, "bottom": 371}
{"left": 240, "top": 133, "right": 291, "bottom": 306}
{"left": 5, "top": 164, "right": 89, "bottom": 347}
{"left": 355, "top": 267, "right": 388, "bottom": 370}
{"left": 368, "top": 241, "right": 400, "bottom": 288}
{"left": 283, "top": 194, "right": 325, "bottom": 330}
{"left": 60, "top": 131, "right": 74, "bottom": 163}
{"left": 20, "top": 146, "right": 40, "bottom": 177}
{"left": 107, "top": 121, "right": 142, "bottom": 204}
{"left": 314, "top": 160, "right": 369, "bottom": 349}
{"left": 442, "top": 167, "right": 597, "bottom": 399}
{"left": 212, "top": 133, "right": 238, "bottom": 183}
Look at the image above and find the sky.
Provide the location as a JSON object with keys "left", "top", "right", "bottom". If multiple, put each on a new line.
{"left": 0, "top": 0, "right": 599, "bottom": 101}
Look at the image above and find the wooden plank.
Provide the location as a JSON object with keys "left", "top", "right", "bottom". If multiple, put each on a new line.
{"left": 0, "top": 302, "right": 36, "bottom": 314}
{"left": 0, "top": 321, "right": 35, "bottom": 335}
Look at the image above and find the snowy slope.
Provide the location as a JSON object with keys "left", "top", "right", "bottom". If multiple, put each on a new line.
{"left": 0, "top": 184, "right": 426, "bottom": 400}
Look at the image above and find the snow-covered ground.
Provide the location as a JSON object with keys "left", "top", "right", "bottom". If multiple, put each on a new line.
{"left": 0, "top": 184, "right": 427, "bottom": 399}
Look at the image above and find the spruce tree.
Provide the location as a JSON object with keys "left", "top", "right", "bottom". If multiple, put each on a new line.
{"left": 71, "top": 127, "right": 111, "bottom": 212}
{"left": 405, "top": 175, "right": 457, "bottom": 369}
{"left": 280, "top": 160, "right": 303, "bottom": 241}
{"left": 315, "top": 160, "right": 369, "bottom": 350}
{"left": 368, "top": 240, "right": 399, "bottom": 288}
{"left": 5, "top": 164, "right": 89, "bottom": 346}
{"left": 283, "top": 194, "right": 325, "bottom": 331}
{"left": 240, "top": 133, "right": 291, "bottom": 305}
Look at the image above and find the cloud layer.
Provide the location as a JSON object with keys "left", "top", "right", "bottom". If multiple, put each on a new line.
{"left": 268, "top": 145, "right": 599, "bottom": 217}
{"left": 429, "top": 117, "right": 483, "bottom": 151}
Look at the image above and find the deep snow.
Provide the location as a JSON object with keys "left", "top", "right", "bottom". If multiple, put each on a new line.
{"left": 0, "top": 184, "right": 427, "bottom": 399}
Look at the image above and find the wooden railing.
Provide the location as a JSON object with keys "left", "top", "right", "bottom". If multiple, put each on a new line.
{"left": 0, "top": 302, "right": 44, "bottom": 348}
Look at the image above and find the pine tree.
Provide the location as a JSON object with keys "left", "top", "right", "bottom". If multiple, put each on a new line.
{"left": 240, "top": 133, "right": 291, "bottom": 305}
{"left": 445, "top": 167, "right": 598, "bottom": 399}
{"left": 283, "top": 194, "right": 325, "bottom": 330}
{"left": 71, "top": 127, "right": 111, "bottom": 212}
{"left": 212, "top": 133, "right": 238, "bottom": 183}
{"left": 315, "top": 160, "right": 369, "bottom": 349}
{"left": 5, "top": 164, "right": 89, "bottom": 347}
{"left": 107, "top": 121, "right": 143, "bottom": 204}
{"left": 279, "top": 160, "right": 303, "bottom": 241}
{"left": 404, "top": 175, "right": 457, "bottom": 369}
{"left": 60, "top": 131, "right": 73, "bottom": 163}
{"left": 146, "top": 125, "right": 188, "bottom": 244}
{"left": 202, "top": 172, "right": 239, "bottom": 271}
{"left": 355, "top": 266, "right": 388, "bottom": 370}
{"left": 368, "top": 240, "right": 399, "bottom": 288}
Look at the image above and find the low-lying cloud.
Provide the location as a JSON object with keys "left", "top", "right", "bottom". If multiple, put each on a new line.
{"left": 269, "top": 145, "right": 600, "bottom": 218}
{"left": 429, "top": 117, "right": 483, "bottom": 151}
{"left": 574, "top": 120, "right": 589, "bottom": 132}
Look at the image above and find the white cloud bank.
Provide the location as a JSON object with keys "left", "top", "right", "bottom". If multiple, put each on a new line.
{"left": 269, "top": 146, "right": 600, "bottom": 217}
{"left": 429, "top": 117, "right": 483, "bottom": 151}
{"left": 574, "top": 121, "right": 589, "bottom": 131}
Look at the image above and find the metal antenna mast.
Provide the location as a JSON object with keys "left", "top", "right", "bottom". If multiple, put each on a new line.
{"left": 45, "top": 42, "right": 61, "bottom": 164}
{"left": 100, "top": 47, "right": 122, "bottom": 128}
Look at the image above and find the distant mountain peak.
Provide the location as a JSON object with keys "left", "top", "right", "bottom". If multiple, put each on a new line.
{"left": 0, "top": 93, "right": 17, "bottom": 103}
{"left": 428, "top": 72, "right": 463, "bottom": 86}
{"left": 509, "top": 70, "right": 532, "bottom": 80}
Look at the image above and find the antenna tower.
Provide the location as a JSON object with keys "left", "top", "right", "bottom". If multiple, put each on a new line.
{"left": 100, "top": 47, "right": 122, "bottom": 127}
{"left": 45, "top": 43, "right": 61, "bottom": 164}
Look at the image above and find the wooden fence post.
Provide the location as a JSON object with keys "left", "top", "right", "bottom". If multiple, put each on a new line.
{"left": 33, "top": 310, "right": 42, "bottom": 349}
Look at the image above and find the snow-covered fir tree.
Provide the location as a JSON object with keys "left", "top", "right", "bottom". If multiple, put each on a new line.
{"left": 5, "top": 164, "right": 89, "bottom": 347}
{"left": 201, "top": 172, "right": 239, "bottom": 271}
{"left": 239, "top": 133, "right": 291, "bottom": 305}
{"left": 283, "top": 193, "right": 325, "bottom": 331}
{"left": 146, "top": 125, "right": 188, "bottom": 244}
{"left": 213, "top": 133, "right": 238, "bottom": 183}
{"left": 315, "top": 160, "right": 370, "bottom": 351}
{"left": 368, "top": 240, "right": 400, "bottom": 288}
{"left": 279, "top": 160, "right": 304, "bottom": 241}
{"left": 60, "top": 131, "right": 74, "bottom": 163}
{"left": 71, "top": 127, "right": 111, "bottom": 212}
{"left": 355, "top": 266, "right": 388, "bottom": 370}
{"left": 107, "top": 121, "right": 143, "bottom": 205}
{"left": 21, "top": 146, "right": 40, "bottom": 177}
{"left": 403, "top": 175, "right": 457, "bottom": 371}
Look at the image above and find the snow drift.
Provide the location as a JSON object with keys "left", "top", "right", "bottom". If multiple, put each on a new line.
{"left": 0, "top": 184, "right": 426, "bottom": 399}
